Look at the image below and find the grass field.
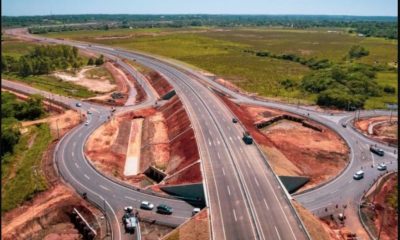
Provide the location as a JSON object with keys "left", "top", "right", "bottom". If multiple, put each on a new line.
{"left": 1, "top": 38, "right": 39, "bottom": 58}
{"left": 39, "top": 27, "right": 398, "bottom": 106}
{"left": 1, "top": 124, "right": 52, "bottom": 213}
{"left": 2, "top": 73, "right": 96, "bottom": 98}
{"left": 364, "top": 71, "right": 398, "bottom": 109}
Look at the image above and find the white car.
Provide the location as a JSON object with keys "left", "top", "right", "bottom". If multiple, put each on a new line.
{"left": 76, "top": 102, "right": 82, "bottom": 107}
{"left": 353, "top": 170, "right": 364, "bottom": 180}
{"left": 377, "top": 163, "right": 387, "bottom": 171}
{"left": 140, "top": 201, "right": 154, "bottom": 210}
{"left": 192, "top": 208, "right": 201, "bottom": 216}
{"left": 85, "top": 121, "right": 89, "bottom": 126}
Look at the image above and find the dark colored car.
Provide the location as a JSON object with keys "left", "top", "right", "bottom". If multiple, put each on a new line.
{"left": 232, "top": 118, "right": 238, "bottom": 123}
{"left": 341, "top": 123, "right": 347, "bottom": 128}
{"left": 157, "top": 204, "right": 173, "bottom": 215}
{"left": 370, "top": 146, "right": 384, "bottom": 156}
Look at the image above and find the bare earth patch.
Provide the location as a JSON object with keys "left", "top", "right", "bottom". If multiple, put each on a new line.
{"left": 220, "top": 96, "right": 349, "bottom": 192}
{"left": 355, "top": 116, "right": 398, "bottom": 145}
{"left": 53, "top": 66, "right": 116, "bottom": 93}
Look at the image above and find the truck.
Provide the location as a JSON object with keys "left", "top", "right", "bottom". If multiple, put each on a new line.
{"left": 242, "top": 131, "right": 253, "bottom": 144}
{"left": 122, "top": 206, "right": 137, "bottom": 233}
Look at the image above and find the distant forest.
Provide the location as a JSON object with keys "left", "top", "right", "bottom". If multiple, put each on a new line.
{"left": 2, "top": 14, "right": 398, "bottom": 39}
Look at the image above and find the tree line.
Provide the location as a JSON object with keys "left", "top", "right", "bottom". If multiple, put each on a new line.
{"left": 1, "top": 45, "right": 105, "bottom": 77}
{"left": 1, "top": 14, "right": 396, "bottom": 39}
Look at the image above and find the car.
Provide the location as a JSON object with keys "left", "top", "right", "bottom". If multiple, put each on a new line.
{"left": 370, "top": 146, "right": 384, "bottom": 156}
{"left": 377, "top": 163, "right": 387, "bottom": 171}
{"left": 85, "top": 121, "right": 89, "bottom": 126}
{"left": 341, "top": 123, "right": 347, "bottom": 128}
{"left": 353, "top": 170, "right": 364, "bottom": 180}
{"left": 140, "top": 201, "right": 154, "bottom": 210}
{"left": 124, "top": 206, "right": 133, "bottom": 213}
{"left": 87, "top": 110, "right": 92, "bottom": 115}
{"left": 156, "top": 204, "right": 173, "bottom": 215}
{"left": 192, "top": 208, "right": 201, "bottom": 216}
{"left": 76, "top": 102, "right": 82, "bottom": 107}
{"left": 232, "top": 118, "right": 238, "bottom": 123}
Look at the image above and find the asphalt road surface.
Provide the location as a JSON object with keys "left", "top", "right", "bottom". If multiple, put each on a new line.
{"left": 4, "top": 28, "right": 397, "bottom": 239}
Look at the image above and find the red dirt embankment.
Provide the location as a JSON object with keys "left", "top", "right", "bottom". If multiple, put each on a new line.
{"left": 220, "top": 96, "right": 349, "bottom": 192}
{"left": 355, "top": 116, "right": 398, "bottom": 146}
{"left": 146, "top": 71, "right": 173, "bottom": 97}
{"left": 362, "top": 173, "right": 398, "bottom": 240}
{"left": 85, "top": 68, "right": 201, "bottom": 189}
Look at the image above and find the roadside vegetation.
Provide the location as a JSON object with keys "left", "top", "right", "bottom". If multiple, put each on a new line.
{"left": 39, "top": 27, "right": 397, "bottom": 109}
{"left": 1, "top": 39, "right": 106, "bottom": 98}
{"left": 1, "top": 92, "right": 52, "bottom": 213}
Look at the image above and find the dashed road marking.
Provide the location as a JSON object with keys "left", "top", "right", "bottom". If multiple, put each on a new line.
{"left": 263, "top": 198, "right": 269, "bottom": 210}
{"left": 222, "top": 168, "right": 226, "bottom": 176}
{"left": 254, "top": 177, "right": 260, "bottom": 187}
{"left": 227, "top": 186, "right": 231, "bottom": 196}
{"left": 84, "top": 174, "right": 90, "bottom": 180}
{"left": 233, "top": 209, "right": 237, "bottom": 222}
{"left": 75, "top": 163, "right": 80, "bottom": 168}
{"left": 100, "top": 185, "right": 110, "bottom": 191}
{"left": 275, "top": 226, "right": 282, "bottom": 240}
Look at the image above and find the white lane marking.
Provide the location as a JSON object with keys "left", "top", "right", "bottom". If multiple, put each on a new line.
{"left": 217, "top": 152, "right": 221, "bottom": 159}
{"left": 233, "top": 209, "right": 237, "bottom": 222}
{"left": 75, "top": 163, "right": 80, "bottom": 168}
{"left": 222, "top": 168, "right": 226, "bottom": 176}
{"left": 240, "top": 148, "right": 244, "bottom": 153}
{"left": 263, "top": 198, "right": 269, "bottom": 210}
{"left": 275, "top": 226, "right": 282, "bottom": 240}
{"left": 208, "top": 139, "right": 212, "bottom": 146}
{"left": 72, "top": 152, "right": 74, "bottom": 157}
{"left": 227, "top": 186, "right": 231, "bottom": 196}
{"left": 125, "top": 196, "right": 137, "bottom": 201}
{"left": 237, "top": 136, "right": 241, "bottom": 141}
{"left": 73, "top": 141, "right": 76, "bottom": 147}
{"left": 100, "top": 185, "right": 110, "bottom": 191}
{"left": 254, "top": 177, "right": 260, "bottom": 187}
{"left": 370, "top": 152, "right": 376, "bottom": 166}
{"left": 229, "top": 137, "right": 233, "bottom": 142}
{"left": 84, "top": 174, "right": 90, "bottom": 180}
{"left": 217, "top": 140, "right": 220, "bottom": 145}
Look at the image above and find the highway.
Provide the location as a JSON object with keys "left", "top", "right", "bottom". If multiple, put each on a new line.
{"left": 4, "top": 28, "right": 398, "bottom": 239}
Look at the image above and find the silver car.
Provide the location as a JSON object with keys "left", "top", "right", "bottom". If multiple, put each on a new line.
{"left": 140, "top": 201, "right": 154, "bottom": 210}
{"left": 377, "top": 163, "right": 387, "bottom": 171}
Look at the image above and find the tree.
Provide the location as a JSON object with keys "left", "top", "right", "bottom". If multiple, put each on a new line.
{"left": 1, "top": 118, "right": 21, "bottom": 157}
{"left": 348, "top": 45, "right": 369, "bottom": 59}
{"left": 87, "top": 58, "right": 94, "bottom": 65}
{"left": 19, "top": 57, "right": 33, "bottom": 77}
{"left": 72, "top": 46, "right": 79, "bottom": 58}
{"left": 95, "top": 55, "right": 104, "bottom": 66}
{"left": 1, "top": 55, "right": 8, "bottom": 72}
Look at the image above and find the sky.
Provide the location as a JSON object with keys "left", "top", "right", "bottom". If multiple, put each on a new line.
{"left": 2, "top": 0, "right": 398, "bottom": 16}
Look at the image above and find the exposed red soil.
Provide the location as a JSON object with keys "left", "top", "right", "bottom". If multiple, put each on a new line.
{"left": 117, "top": 62, "right": 147, "bottom": 104}
{"left": 1, "top": 185, "right": 101, "bottom": 240}
{"left": 362, "top": 173, "right": 398, "bottom": 240}
{"left": 145, "top": 71, "right": 173, "bottom": 97}
{"left": 162, "top": 208, "right": 209, "bottom": 240}
{"left": 355, "top": 116, "right": 398, "bottom": 146}
{"left": 163, "top": 162, "right": 202, "bottom": 186}
{"left": 2, "top": 101, "right": 103, "bottom": 240}
{"left": 220, "top": 95, "right": 349, "bottom": 192}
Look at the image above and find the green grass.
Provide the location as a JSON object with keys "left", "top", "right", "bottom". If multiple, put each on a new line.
{"left": 40, "top": 27, "right": 397, "bottom": 107}
{"left": 1, "top": 124, "right": 53, "bottom": 213}
{"left": 3, "top": 73, "right": 96, "bottom": 99}
{"left": 1, "top": 38, "right": 38, "bottom": 58}
{"left": 364, "top": 72, "right": 397, "bottom": 109}
{"left": 84, "top": 66, "right": 115, "bottom": 83}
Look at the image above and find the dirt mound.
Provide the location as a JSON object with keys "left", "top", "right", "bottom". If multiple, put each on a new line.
{"left": 355, "top": 116, "right": 398, "bottom": 145}
{"left": 220, "top": 96, "right": 349, "bottom": 192}
{"left": 1, "top": 185, "right": 100, "bottom": 240}
{"left": 162, "top": 208, "right": 209, "bottom": 240}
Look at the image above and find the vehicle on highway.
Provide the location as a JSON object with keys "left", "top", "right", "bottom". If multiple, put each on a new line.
{"left": 242, "top": 131, "right": 253, "bottom": 144}
{"left": 156, "top": 204, "right": 173, "bottom": 215}
{"left": 341, "top": 123, "right": 347, "bottom": 128}
{"left": 353, "top": 170, "right": 364, "bottom": 180}
{"left": 85, "top": 121, "right": 89, "bottom": 126}
{"left": 232, "top": 118, "right": 238, "bottom": 123}
{"left": 87, "top": 110, "right": 92, "bottom": 115}
{"left": 377, "top": 163, "right": 387, "bottom": 171}
{"left": 122, "top": 206, "right": 137, "bottom": 233}
{"left": 192, "top": 208, "right": 201, "bottom": 216}
{"left": 140, "top": 201, "right": 154, "bottom": 210}
{"left": 370, "top": 145, "right": 384, "bottom": 156}
{"left": 76, "top": 102, "right": 82, "bottom": 107}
